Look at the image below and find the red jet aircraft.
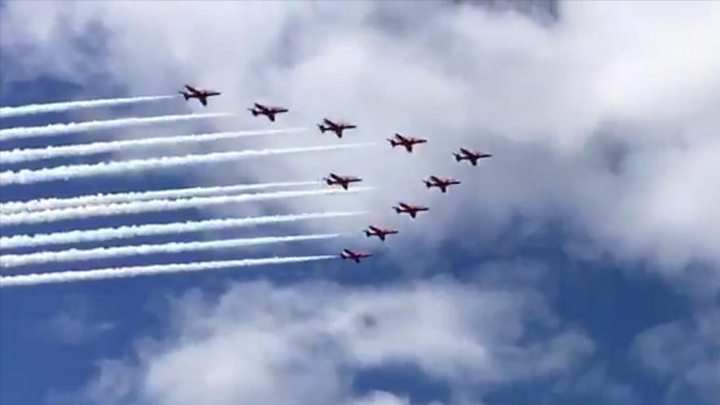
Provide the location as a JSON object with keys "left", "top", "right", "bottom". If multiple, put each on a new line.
{"left": 364, "top": 225, "right": 399, "bottom": 241}
{"left": 453, "top": 148, "right": 492, "bottom": 166}
{"left": 248, "top": 103, "right": 289, "bottom": 122}
{"left": 341, "top": 249, "right": 373, "bottom": 263}
{"left": 392, "top": 202, "right": 429, "bottom": 218}
{"left": 423, "top": 175, "right": 461, "bottom": 193}
{"left": 324, "top": 173, "right": 362, "bottom": 190}
{"left": 387, "top": 133, "right": 427, "bottom": 153}
{"left": 318, "top": 118, "right": 357, "bottom": 138}
{"left": 179, "top": 85, "right": 221, "bottom": 106}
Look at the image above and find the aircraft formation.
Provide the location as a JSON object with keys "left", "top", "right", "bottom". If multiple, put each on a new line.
{"left": 181, "top": 85, "right": 492, "bottom": 263}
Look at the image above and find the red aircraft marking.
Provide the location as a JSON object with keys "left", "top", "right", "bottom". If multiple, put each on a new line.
{"left": 340, "top": 249, "right": 372, "bottom": 263}
{"left": 179, "top": 85, "right": 221, "bottom": 106}
{"left": 387, "top": 133, "right": 427, "bottom": 153}
{"left": 423, "top": 175, "right": 461, "bottom": 193}
{"left": 392, "top": 202, "right": 429, "bottom": 218}
{"left": 364, "top": 225, "right": 399, "bottom": 241}
{"left": 453, "top": 148, "right": 492, "bottom": 166}
{"left": 248, "top": 102, "right": 289, "bottom": 122}
{"left": 324, "top": 173, "right": 362, "bottom": 190}
{"left": 318, "top": 118, "right": 357, "bottom": 138}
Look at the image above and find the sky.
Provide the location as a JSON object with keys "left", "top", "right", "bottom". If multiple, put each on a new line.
{"left": 0, "top": 1, "right": 719, "bottom": 404}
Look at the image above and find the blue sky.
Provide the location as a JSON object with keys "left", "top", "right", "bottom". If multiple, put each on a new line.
{"left": 1, "top": 2, "right": 719, "bottom": 405}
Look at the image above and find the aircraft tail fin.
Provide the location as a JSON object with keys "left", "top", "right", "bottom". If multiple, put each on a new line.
{"left": 453, "top": 153, "right": 461, "bottom": 162}
{"left": 248, "top": 108, "right": 258, "bottom": 116}
{"left": 423, "top": 180, "right": 432, "bottom": 188}
{"left": 317, "top": 124, "right": 326, "bottom": 133}
{"left": 179, "top": 91, "right": 190, "bottom": 100}
{"left": 364, "top": 230, "right": 371, "bottom": 238}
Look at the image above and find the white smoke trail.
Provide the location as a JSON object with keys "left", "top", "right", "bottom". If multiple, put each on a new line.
{"left": 0, "top": 255, "right": 337, "bottom": 287}
{"left": 0, "top": 112, "right": 234, "bottom": 142}
{"left": 0, "top": 95, "right": 175, "bottom": 119}
{"left": 0, "top": 211, "right": 365, "bottom": 250}
{"left": 0, "top": 233, "right": 342, "bottom": 268}
{"left": 0, "top": 128, "right": 306, "bottom": 165}
{"left": 1, "top": 188, "right": 371, "bottom": 226}
{"left": 0, "top": 181, "right": 317, "bottom": 214}
{"left": 0, "top": 143, "right": 375, "bottom": 186}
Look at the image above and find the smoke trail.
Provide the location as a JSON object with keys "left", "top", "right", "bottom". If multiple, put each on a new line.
{"left": 0, "top": 255, "right": 336, "bottom": 287}
{"left": 0, "top": 233, "right": 341, "bottom": 268}
{"left": 0, "top": 95, "right": 175, "bottom": 119}
{"left": 0, "top": 212, "right": 365, "bottom": 250}
{"left": 1, "top": 188, "right": 371, "bottom": 226}
{"left": 0, "top": 181, "right": 318, "bottom": 214}
{"left": 0, "top": 112, "right": 234, "bottom": 142}
{"left": 0, "top": 143, "right": 375, "bottom": 186}
{"left": 0, "top": 128, "right": 306, "bottom": 165}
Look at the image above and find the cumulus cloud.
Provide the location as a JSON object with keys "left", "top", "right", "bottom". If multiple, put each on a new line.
{"left": 64, "top": 279, "right": 592, "bottom": 405}
{"left": 631, "top": 309, "right": 720, "bottom": 405}
{"left": 42, "top": 296, "right": 115, "bottom": 345}
{"left": 2, "top": 1, "right": 719, "bottom": 292}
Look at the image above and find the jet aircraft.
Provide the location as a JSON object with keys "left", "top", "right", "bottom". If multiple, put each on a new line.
{"left": 453, "top": 148, "right": 492, "bottom": 166}
{"left": 423, "top": 175, "right": 461, "bottom": 193}
{"left": 364, "top": 225, "right": 399, "bottom": 241}
{"left": 318, "top": 118, "right": 357, "bottom": 138}
{"left": 324, "top": 173, "right": 362, "bottom": 190}
{"left": 248, "top": 103, "right": 289, "bottom": 122}
{"left": 387, "top": 133, "right": 427, "bottom": 153}
{"left": 392, "top": 202, "right": 429, "bottom": 218}
{"left": 341, "top": 249, "right": 372, "bottom": 263}
{"left": 179, "top": 85, "right": 221, "bottom": 106}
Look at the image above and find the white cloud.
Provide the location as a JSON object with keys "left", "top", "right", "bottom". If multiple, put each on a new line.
{"left": 66, "top": 279, "right": 592, "bottom": 405}
{"left": 2, "top": 1, "right": 719, "bottom": 292}
{"left": 43, "top": 297, "right": 115, "bottom": 345}
{"left": 632, "top": 308, "right": 720, "bottom": 404}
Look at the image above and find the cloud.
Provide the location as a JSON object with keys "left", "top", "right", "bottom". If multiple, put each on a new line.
{"left": 65, "top": 279, "right": 592, "bottom": 405}
{"left": 43, "top": 297, "right": 115, "bottom": 345}
{"left": 2, "top": 1, "right": 719, "bottom": 294}
{"left": 631, "top": 308, "right": 720, "bottom": 405}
